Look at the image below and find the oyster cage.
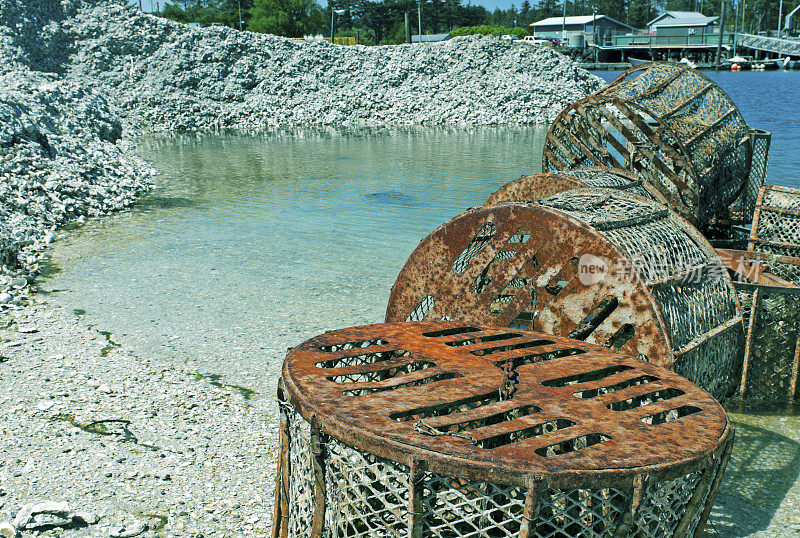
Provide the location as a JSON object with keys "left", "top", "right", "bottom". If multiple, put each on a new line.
{"left": 385, "top": 189, "right": 744, "bottom": 400}
{"left": 273, "top": 322, "right": 733, "bottom": 538}
{"left": 749, "top": 184, "right": 800, "bottom": 257}
{"left": 542, "top": 62, "right": 752, "bottom": 232}
{"left": 718, "top": 249, "right": 800, "bottom": 402}
{"left": 726, "top": 129, "right": 772, "bottom": 226}
{"left": 484, "top": 167, "right": 656, "bottom": 206}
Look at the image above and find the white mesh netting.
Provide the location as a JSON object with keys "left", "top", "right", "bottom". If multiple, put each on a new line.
{"left": 284, "top": 402, "right": 315, "bottom": 537}
{"left": 279, "top": 406, "right": 720, "bottom": 537}
{"left": 325, "top": 437, "right": 410, "bottom": 537}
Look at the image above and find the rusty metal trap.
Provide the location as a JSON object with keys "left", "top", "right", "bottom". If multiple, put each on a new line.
{"left": 385, "top": 188, "right": 744, "bottom": 400}
{"left": 718, "top": 249, "right": 800, "bottom": 402}
{"left": 484, "top": 167, "right": 656, "bottom": 206}
{"left": 749, "top": 184, "right": 800, "bottom": 258}
{"left": 541, "top": 62, "right": 752, "bottom": 232}
{"left": 272, "top": 321, "right": 733, "bottom": 538}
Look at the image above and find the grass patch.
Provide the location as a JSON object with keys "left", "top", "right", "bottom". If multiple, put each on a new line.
{"left": 97, "top": 329, "right": 121, "bottom": 356}
{"left": 193, "top": 372, "right": 257, "bottom": 401}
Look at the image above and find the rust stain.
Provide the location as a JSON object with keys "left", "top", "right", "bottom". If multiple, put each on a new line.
{"left": 386, "top": 189, "right": 743, "bottom": 400}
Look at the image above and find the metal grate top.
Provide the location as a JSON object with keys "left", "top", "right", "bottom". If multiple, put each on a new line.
{"left": 484, "top": 167, "right": 657, "bottom": 207}
{"left": 281, "top": 321, "right": 730, "bottom": 488}
{"left": 749, "top": 184, "right": 800, "bottom": 257}
{"left": 542, "top": 62, "right": 751, "bottom": 232}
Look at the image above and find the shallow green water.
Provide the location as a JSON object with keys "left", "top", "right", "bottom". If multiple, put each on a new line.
{"left": 42, "top": 127, "right": 548, "bottom": 392}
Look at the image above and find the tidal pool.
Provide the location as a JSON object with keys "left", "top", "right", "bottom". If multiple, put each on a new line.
{"left": 42, "top": 127, "right": 548, "bottom": 393}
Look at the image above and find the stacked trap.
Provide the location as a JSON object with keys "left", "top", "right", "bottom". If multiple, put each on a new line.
{"left": 717, "top": 249, "right": 800, "bottom": 402}
{"left": 273, "top": 322, "right": 733, "bottom": 538}
{"left": 484, "top": 167, "right": 654, "bottom": 205}
{"left": 749, "top": 184, "right": 800, "bottom": 257}
{"left": 386, "top": 189, "right": 743, "bottom": 400}
{"left": 541, "top": 62, "right": 767, "bottom": 233}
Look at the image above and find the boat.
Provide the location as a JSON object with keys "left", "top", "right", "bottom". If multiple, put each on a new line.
{"left": 727, "top": 56, "right": 781, "bottom": 70}
{"left": 628, "top": 57, "right": 651, "bottom": 66}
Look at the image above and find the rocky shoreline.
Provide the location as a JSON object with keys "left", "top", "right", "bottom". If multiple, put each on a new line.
{"left": 0, "top": 0, "right": 606, "bottom": 536}
{"left": 0, "top": 70, "right": 154, "bottom": 309}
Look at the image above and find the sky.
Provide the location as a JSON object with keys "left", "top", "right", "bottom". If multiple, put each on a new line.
{"left": 129, "top": 0, "right": 533, "bottom": 16}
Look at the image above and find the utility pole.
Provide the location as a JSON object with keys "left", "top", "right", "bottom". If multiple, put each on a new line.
{"left": 741, "top": 0, "right": 746, "bottom": 39}
{"left": 237, "top": 0, "right": 242, "bottom": 30}
{"left": 733, "top": 0, "right": 739, "bottom": 55}
{"left": 778, "top": 0, "right": 783, "bottom": 37}
{"left": 561, "top": 0, "right": 566, "bottom": 41}
{"left": 593, "top": 2, "right": 597, "bottom": 62}
{"left": 417, "top": 0, "right": 422, "bottom": 42}
{"left": 715, "top": 0, "right": 727, "bottom": 69}
{"left": 331, "top": 9, "right": 345, "bottom": 44}
{"left": 405, "top": 12, "right": 411, "bottom": 43}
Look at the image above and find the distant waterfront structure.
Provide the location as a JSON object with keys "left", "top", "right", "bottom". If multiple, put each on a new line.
{"left": 529, "top": 15, "right": 635, "bottom": 46}
{"left": 647, "top": 11, "right": 718, "bottom": 37}
{"left": 411, "top": 33, "right": 451, "bottom": 43}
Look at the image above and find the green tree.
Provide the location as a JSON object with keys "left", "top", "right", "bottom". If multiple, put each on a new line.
{"left": 627, "top": 0, "right": 652, "bottom": 28}
{"left": 247, "top": 0, "right": 324, "bottom": 36}
{"left": 519, "top": 0, "right": 531, "bottom": 25}
{"left": 537, "top": 0, "right": 559, "bottom": 19}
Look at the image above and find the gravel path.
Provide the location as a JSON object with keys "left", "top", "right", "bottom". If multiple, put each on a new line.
{"left": 0, "top": 300, "right": 277, "bottom": 536}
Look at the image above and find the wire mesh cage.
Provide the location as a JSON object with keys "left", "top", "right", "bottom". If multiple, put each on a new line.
{"left": 749, "top": 184, "right": 800, "bottom": 257}
{"left": 385, "top": 189, "right": 744, "bottom": 400}
{"left": 273, "top": 322, "right": 733, "bottom": 538}
{"left": 726, "top": 129, "right": 772, "bottom": 226}
{"left": 541, "top": 62, "right": 752, "bottom": 232}
{"left": 718, "top": 249, "right": 800, "bottom": 402}
{"left": 484, "top": 167, "right": 657, "bottom": 206}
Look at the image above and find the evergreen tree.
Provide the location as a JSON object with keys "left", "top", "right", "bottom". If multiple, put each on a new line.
{"left": 520, "top": 0, "right": 531, "bottom": 25}
{"left": 247, "top": 0, "right": 324, "bottom": 36}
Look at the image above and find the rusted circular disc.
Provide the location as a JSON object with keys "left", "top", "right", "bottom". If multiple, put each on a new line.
{"left": 385, "top": 189, "right": 744, "bottom": 399}
{"left": 485, "top": 167, "right": 657, "bottom": 206}
{"left": 281, "top": 321, "right": 731, "bottom": 487}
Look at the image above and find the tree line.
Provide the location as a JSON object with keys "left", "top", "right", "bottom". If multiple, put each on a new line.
{"left": 156, "top": 0, "right": 799, "bottom": 45}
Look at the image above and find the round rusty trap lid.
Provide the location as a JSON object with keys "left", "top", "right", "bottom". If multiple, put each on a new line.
{"left": 484, "top": 167, "right": 658, "bottom": 206}
{"left": 385, "top": 189, "right": 743, "bottom": 399}
{"left": 281, "top": 321, "right": 730, "bottom": 487}
{"left": 542, "top": 62, "right": 751, "bottom": 232}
